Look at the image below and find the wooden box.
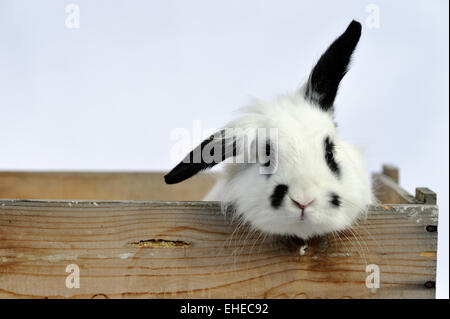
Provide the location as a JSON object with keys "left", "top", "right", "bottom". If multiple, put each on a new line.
{"left": 0, "top": 165, "right": 438, "bottom": 298}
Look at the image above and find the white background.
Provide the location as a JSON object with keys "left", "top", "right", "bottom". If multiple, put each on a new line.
{"left": 0, "top": 0, "right": 448, "bottom": 298}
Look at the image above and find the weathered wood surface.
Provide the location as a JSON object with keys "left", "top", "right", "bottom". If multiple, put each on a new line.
{"left": 372, "top": 173, "right": 417, "bottom": 204}
{"left": 0, "top": 168, "right": 438, "bottom": 298}
{"left": 415, "top": 188, "right": 437, "bottom": 205}
{"left": 382, "top": 164, "right": 400, "bottom": 184}
{"left": 0, "top": 200, "right": 437, "bottom": 299}
{"left": 0, "top": 170, "right": 424, "bottom": 205}
{"left": 0, "top": 172, "right": 216, "bottom": 201}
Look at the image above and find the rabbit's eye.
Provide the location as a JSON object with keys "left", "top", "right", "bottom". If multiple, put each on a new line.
{"left": 324, "top": 136, "right": 340, "bottom": 177}
{"left": 326, "top": 150, "right": 334, "bottom": 161}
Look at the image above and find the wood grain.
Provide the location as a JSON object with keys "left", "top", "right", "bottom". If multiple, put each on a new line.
{"left": 415, "top": 188, "right": 437, "bottom": 205}
{"left": 382, "top": 164, "right": 399, "bottom": 184}
{"left": 372, "top": 173, "right": 417, "bottom": 204}
{"left": 0, "top": 172, "right": 216, "bottom": 201}
{"left": 0, "top": 200, "right": 437, "bottom": 299}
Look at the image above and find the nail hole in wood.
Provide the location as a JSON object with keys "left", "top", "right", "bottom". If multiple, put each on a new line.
{"left": 424, "top": 281, "right": 436, "bottom": 289}
{"left": 426, "top": 225, "right": 437, "bottom": 233}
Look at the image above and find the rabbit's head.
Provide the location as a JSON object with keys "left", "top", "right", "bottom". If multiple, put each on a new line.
{"left": 165, "top": 21, "right": 373, "bottom": 239}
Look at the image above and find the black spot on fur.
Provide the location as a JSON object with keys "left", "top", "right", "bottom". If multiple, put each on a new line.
{"left": 325, "top": 136, "right": 340, "bottom": 177}
{"left": 330, "top": 193, "right": 341, "bottom": 207}
{"left": 270, "top": 184, "right": 289, "bottom": 208}
{"left": 305, "top": 20, "right": 361, "bottom": 112}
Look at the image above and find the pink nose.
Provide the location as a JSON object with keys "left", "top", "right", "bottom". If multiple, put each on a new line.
{"left": 291, "top": 199, "right": 314, "bottom": 210}
{"left": 291, "top": 199, "right": 314, "bottom": 220}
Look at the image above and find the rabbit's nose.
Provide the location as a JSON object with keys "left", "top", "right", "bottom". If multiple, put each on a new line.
{"left": 291, "top": 199, "right": 314, "bottom": 210}
{"left": 291, "top": 199, "right": 315, "bottom": 220}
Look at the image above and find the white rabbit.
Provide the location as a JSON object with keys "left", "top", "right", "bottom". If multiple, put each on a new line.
{"left": 165, "top": 20, "right": 373, "bottom": 240}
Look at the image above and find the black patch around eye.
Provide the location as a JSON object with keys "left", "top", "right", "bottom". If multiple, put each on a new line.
{"left": 270, "top": 184, "right": 288, "bottom": 208}
{"left": 325, "top": 137, "right": 340, "bottom": 177}
{"left": 330, "top": 193, "right": 341, "bottom": 207}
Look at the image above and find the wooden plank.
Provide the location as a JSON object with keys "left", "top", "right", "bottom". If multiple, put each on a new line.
{"left": 415, "top": 188, "right": 437, "bottom": 205}
{"left": 382, "top": 164, "right": 399, "bottom": 184}
{"left": 0, "top": 200, "right": 437, "bottom": 299}
{"left": 0, "top": 172, "right": 215, "bottom": 201}
{"left": 372, "top": 173, "right": 417, "bottom": 204}
{"left": 0, "top": 171, "right": 419, "bottom": 205}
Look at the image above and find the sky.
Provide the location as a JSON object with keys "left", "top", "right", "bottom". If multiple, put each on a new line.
{"left": 0, "top": 0, "right": 448, "bottom": 298}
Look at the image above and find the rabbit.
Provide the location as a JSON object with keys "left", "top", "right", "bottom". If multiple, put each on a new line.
{"left": 164, "top": 20, "right": 373, "bottom": 240}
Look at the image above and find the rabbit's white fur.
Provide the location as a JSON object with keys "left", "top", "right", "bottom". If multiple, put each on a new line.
{"left": 204, "top": 90, "right": 373, "bottom": 239}
{"left": 166, "top": 20, "right": 373, "bottom": 240}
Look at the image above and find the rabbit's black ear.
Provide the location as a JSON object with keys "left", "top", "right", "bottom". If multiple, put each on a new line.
{"left": 164, "top": 131, "right": 236, "bottom": 184}
{"left": 305, "top": 20, "right": 361, "bottom": 112}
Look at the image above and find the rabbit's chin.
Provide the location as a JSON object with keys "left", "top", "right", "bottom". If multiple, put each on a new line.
{"left": 208, "top": 198, "right": 362, "bottom": 240}
{"left": 204, "top": 186, "right": 368, "bottom": 240}
{"left": 233, "top": 206, "right": 360, "bottom": 240}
